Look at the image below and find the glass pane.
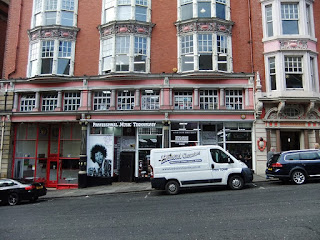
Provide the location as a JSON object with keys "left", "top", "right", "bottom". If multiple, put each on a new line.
{"left": 41, "top": 58, "right": 53, "bottom": 74}
{"left": 198, "top": 2, "right": 211, "bottom": 18}
{"left": 181, "top": 3, "right": 193, "bottom": 20}
{"left": 199, "top": 54, "right": 212, "bottom": 70}
{"left": 45, "top": 12, "right": 57, "bottom": 25}
{"left": 216, "top": 3, "right": 225, "bottom": 19}
{"left": 118, "top": 6, "right": 131, "bottom": 20}
{"left": 57, "top": 58, "right": 70, "bottom": 74}
{"left": 61, "top": 11, "right": 74, "bottom": 26}
{"left": 282, "top": 21, "right": 299, "bottom": 34}
{"left": 136, "top": 6, "right": 147, "bottom": 21}
{"left": 286, "top": 74, "right": 303, "bottom": 88}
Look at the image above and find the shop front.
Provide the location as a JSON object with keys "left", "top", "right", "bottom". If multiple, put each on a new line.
{"left": 12, "top": 123, "right": 81, "bottom": 189}
{"left": 87, "top": 120, "right": 254, "bottom": 184}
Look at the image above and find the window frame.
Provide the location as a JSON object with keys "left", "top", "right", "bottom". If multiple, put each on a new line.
{"left": 174, "top": 91, "right": 193, "bottom": 110}
{"left": 63, "top": 92, "right": 81, "bottom": 111}
{"left": 20, "top": 94, "right": 36, "bottom": 112}
{"left": 284, "top": 56, "right": 303, "bottom": 89}
{"left": 31, "top": 0, "right": 78, "bottom": 28}
{"left": 93, "top": 91, "right": 111, "bottom": 111}
{"left": 199, "top": 89, "right": 218, "bottom": 110}
{"left": 141, "top": 90, "right": 160, "bottom": 110}
{"left": 225, "top": 90, "right": 243, "bottom": 110}
{"left": 41, "top": 93, "right": 58, "bottom": 111}
{"left": 117, "top": 90, "right": 135, "bottom": 110}
{"left": 281, "top": 3, "right": 299, "bottom": 35}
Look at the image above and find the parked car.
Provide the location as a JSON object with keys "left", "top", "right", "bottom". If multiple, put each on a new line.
{"left": 266, "top": 149, "right": 320, "bottom": 184}
{"left": 0, "top": 179, "right": 47, "bottom": 206}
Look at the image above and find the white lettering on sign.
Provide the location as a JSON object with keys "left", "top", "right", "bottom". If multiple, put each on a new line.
{"left": 92, "top": 122, "right": 156, "bottom": 128}
{"left": 160, "top": 151, "right": 201, "bottom": 164}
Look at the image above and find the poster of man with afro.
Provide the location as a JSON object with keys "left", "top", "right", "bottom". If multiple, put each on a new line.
{"left": 87, "top": 135, "right": 113, "bottom": 178}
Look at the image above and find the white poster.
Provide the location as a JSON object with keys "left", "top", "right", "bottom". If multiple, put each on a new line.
{"left": 87, "top": 135, "right": 114, "bottom": 178}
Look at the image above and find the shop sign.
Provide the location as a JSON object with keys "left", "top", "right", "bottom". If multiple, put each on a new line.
{"left": 93, "top": 122, "right": 157, "bottom": 128}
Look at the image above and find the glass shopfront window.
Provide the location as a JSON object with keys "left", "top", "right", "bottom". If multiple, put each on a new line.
{"left": 217, "top": 122, "right": 253, "bottom": 168}
{"left": 137, "top": 126, "right": 162, "bottom": 179}
{"left": 170, "top": 122, "right": 199, "bottom": 147}
{"left": 13, "top": 123, "right": 80, "bottom": 187}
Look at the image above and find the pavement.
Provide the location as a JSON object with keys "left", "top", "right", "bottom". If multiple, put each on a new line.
{"left": 44, "top": 174, "right": 272, "bottom": 199}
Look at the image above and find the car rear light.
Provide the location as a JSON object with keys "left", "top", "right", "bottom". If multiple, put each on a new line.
{"left": 271, "top": 162, "right": 283, "bottom": 168}
{"left": 25, "top": 185, "right": 35, "bottom": 190}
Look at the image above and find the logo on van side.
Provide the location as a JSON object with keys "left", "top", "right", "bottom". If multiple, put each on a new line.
{"left": 160, "top": 151, "right": 202, "bottom": 164}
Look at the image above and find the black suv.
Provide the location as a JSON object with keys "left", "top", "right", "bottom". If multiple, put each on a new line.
{"left": 266, "top": 149, "right": 320, "bottom": 184}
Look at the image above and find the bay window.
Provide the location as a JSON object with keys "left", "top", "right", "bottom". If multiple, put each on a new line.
{"left": 101, "top": 35, "right": 150, "bottom": 73}
{"left": 179, "top": 0, "right": 229, "bottom": 21}
{"left": 179, "top": 33, "right": 231, "bottom": 72}
{"left": 32, "top": 0, "right": 77, "bottom": 28}
{"left": 103, "top": 0, "right": 150, "bottom": 23}
{"left": 28, "top": 39, "right": 74, "bottom": 77}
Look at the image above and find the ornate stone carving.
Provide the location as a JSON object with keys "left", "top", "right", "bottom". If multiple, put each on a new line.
{"left": 280, "top": 40, "right": 308, "bottom": 50}
{"left": 29, "top": 27, "right": 79, "bottom": 41}
{"left": 99, "top": 23, "right": 153, "bottom": 37}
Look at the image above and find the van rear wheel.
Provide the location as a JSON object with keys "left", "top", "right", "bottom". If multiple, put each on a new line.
{"left": 165, "top": 180, "right": 180, "bottom": 195}
{"left": 228, "top": 175, "right": 244, "bottom": 190}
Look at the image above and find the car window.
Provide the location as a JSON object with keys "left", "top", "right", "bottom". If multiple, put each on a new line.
{"left": 300, "top": 152, "right": 319, "bottom": 160}
{"left": 210, "top": 149, "right": 229, "bottom": 163}
{"left": 285, "top": 153, "right": 300, "bottom": 161}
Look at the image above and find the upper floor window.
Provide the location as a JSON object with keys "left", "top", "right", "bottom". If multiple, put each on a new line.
{"left": 200, "top": 90, "right": 218, "bottom": 110}
{"left": 101, "top": 35, "right": 149, "bottom": 73}
{"left": 64, "top": 92, "right": 80, "bottom": 111}
{"left": 281, "top": 3, "right": 299, "bottom": 35}
{"left": 32, "top": 0, "right": 77, "bottom": 28}
{"left": 28, "top": 40, "right": 75, "bottom": 77}
{"left": 180, "top": 33, "right": 231, "bottom": 72}
{"left": 174, "top": 91, "right": 193, "bottom": 110}
{"left": 42, "top": 93, "right": 58, "bottom": 111}
{"left": 117, "top": 90, "right": 135, "bottom": 110}
{"left": 93, "top": 91, "right": 111, "bottom": 110}
{"left": 141, "top": 90, "right": 160, "bottom": 110}
{"left": 179, "top": 0, "right": 229, "bottom": 21}
{"left": 20, "top": 94, "right": 36, "bottom": 112}
{"left": 265, "top": 5, "right": 273, "bottom": 37}
{"left": 285, "top": 56, "right": 303, "bottom": 88}
{"left": 262, "top": 1, "right": 314, "bottom": 38}
{"left": 268, "top": 57, "right": 276, "bottom": 91}
{"left": 225, "top": 90, "right": 243, "bottom": 110}
{"left": 103, "top": 0, "right": 150, "bottom": 24}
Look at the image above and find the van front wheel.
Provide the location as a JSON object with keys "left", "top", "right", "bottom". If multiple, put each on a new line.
{"left": 165, "top": 180, "right": 180, "bottom": 195}
{"left": 228, "top": 175, "right": 244, "bottom": 190}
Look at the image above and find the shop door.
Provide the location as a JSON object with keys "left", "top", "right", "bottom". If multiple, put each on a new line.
{"left": 281, "top": 131, "right": 300, "bottom": 151}
{"left": 119, "top": 152, "right": 135, "bottom": 182}
{"left": 46, "top": 154, "right": 59, "bottom": 188}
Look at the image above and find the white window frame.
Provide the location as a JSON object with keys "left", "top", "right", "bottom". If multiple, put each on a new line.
{"left": 268, "top": 56, "right": 277, "bottom": 91}
{"left": 284, "top": 56, "right": 303, "bottom": 89}
{"left": 63, "top": 92, "right": 80, "bottom": 111}
{"left": 100, "top": 35, "right": 150, "bottom": 74}
{"left": 174, "top": 91, "right": 193, "bottom": 110}
{"left": 281, "top": 3, "right": 299, "bottom": 35}
{"left": 141, "top": 90, "right": 160, "bottom": 110}
{"left": 225, "top": 90, "right": 243, "bottom": 110}
{"left": 20, "top": 94, "right": 36, "bottom": 112}
{"left": 31, "top": 0, "right": 78, "bottom": 28}
{"left": 93, "top": 91, "right": 111, "bottom": 111}
{"left": 27, "top": 39, "right": 75, "bottom": 77}
{"left": 179, "top": 33, "right": 231, "bottom": 72}
{"left": 102, "top": 0, "right": 151, "bottom": 24}
{"left": 41, "top": 93, "right": 58, "bottom": 111}
{"left": 117, "top": 90, "right": 135, "bottom": 110}
{"left": 178, "top": 0, "right": 230, "bottom": 21}
{"left": 199, "top": 90, "right": 218, "bottom": 110}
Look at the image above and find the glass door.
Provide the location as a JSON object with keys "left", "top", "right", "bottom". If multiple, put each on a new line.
{"left": 46, "top": 154, "right": 59, "bottom": 187}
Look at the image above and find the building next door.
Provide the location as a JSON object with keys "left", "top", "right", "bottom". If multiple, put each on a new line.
{"left": 281, "top": 131, "right": 300, "bottom": 151}
{"left": 119, "top": 152, "right": 135, "bottom": 182}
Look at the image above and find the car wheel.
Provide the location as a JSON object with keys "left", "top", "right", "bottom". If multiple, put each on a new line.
{"left": 165, "top": 180, "right": 180, "bottom": 195}
{"left": 228, "top": 175, "right": 244, "bottom": 190}
{"left": 8, "top": 192, "right": 19, "bottom": 206}
{"left": 291, "top": 170, "right": 306, "bottom": 185}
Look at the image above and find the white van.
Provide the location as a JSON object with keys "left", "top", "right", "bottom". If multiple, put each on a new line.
{"left": 150, "top": 145, "right": 253, "bottom": 194}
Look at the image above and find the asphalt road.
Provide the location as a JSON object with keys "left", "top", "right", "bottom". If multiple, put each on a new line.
{"left": 1, "top": 181, "right": 320, "bottom": 240}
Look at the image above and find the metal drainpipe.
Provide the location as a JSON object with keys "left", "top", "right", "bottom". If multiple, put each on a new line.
{"left": 0, "top": 88, "right": 8, "bottom": 177}
{"left": 247, "top": 0, "right": 254, "bottom": 73}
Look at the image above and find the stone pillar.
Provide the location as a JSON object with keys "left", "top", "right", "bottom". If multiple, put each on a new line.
{"left": 78, "top": 122, "right": 88, "bottom": 188}
{"left": 276, "top": 129, "right": 281, "bottom": 152}
{"left": 163, "top": 121, "right": 170, "bottom": 148}
{"left": 304, "top": 129, "right": 309, "bottom": 149}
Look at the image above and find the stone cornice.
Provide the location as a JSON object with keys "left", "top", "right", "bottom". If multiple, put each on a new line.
{"left": 98, "top": 21, "right": 155, "bottom": 37}
{"left": 28, "top": 26, "right": 80, "bottom": 41}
